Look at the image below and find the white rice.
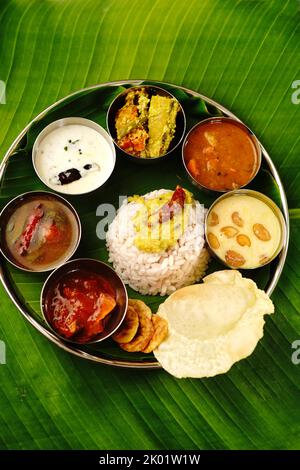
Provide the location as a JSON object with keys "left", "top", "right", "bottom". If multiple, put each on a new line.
{"left": 106, "top": 189, "right": 210, "bottom": 296}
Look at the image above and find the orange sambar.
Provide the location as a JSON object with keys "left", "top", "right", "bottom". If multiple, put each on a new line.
{"left": 183, "top": 118, "right": 260, "bottom": 191}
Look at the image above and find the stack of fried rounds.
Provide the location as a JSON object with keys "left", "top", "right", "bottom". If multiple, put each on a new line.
{"left": 112, "top": 299, "right": 168, "bottom": 353}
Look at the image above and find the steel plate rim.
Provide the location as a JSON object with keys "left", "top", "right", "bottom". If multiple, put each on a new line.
{"left": 0, "top": 79, "right": 290, "bottom": 369}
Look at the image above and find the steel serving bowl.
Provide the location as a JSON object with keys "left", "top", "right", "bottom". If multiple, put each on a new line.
{"left": 205, "top": 189, "right": 287, "bottom": 269}
{"left": 32, "top": 117, "right": 116, "bottom": 195}
{"left": 0, "top": 190, "right": 81, "bottom": 273}
{"left": 182, "top": 116, "right": 262, "bottom": 194}
{"left": 106, "top": 85, "right": 186, "bottom": 164}
{"left": 40, "top": 258, "right": 128, "bottom": 345}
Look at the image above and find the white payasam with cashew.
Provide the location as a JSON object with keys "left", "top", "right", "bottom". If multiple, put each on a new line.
{"left": 154, "top": 270, "right": 274, "bottom": 378}
{"left": 206, "top": 194, "right": 282, "bottom": 269}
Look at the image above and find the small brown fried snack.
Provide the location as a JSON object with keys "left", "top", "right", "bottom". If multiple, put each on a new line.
{"left": 120, "top": 299, "right": 153, "bottom": 352}
{"left": 142, "top": 315, "right": 168, "bottom": 353}
{"left": 112, "top": 304, "right": 139, "bottom": 344}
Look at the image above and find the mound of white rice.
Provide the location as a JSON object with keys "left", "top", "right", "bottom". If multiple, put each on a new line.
{"left": 106, "top": 189, "right": 210, "bottom": 296}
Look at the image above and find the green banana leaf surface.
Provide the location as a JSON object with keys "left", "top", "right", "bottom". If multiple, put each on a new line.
{"left": 0, "top": 0, "right": 300, "bottom": 450}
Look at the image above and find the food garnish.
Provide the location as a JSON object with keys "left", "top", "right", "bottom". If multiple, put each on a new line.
{"left": 207, "top": 232, "right": 220, "bottom": 250}
{"left": 15, "top": 203, "right": 44, "bottom": 255}
{"left": 208, "top": 211, "right": 219, "bottom": 226}
{"left": 220, "top": 226, "right": 238, "bottom": 238}
{"left": 253, "top": 223, "right": 271, "bottom": 242}
{"left": 236, "top": 234, "right": 251, "bottom": 247}
{"left": 225, "top": 250, "right": 246, "bottom": 267}
{"left": 115, "top": 87, "right": 180, "bottom": 158}
{"left": 49, "top": 163, "right": 100, "bottom": 186}
{"left": 231, "top": 211, "right": 244, "bottom": 227}
{"left": 158, "top": 185, "right": 186, "bottom": 224}
{"left": 154, "top": 270, "right": 274, "bottom": 378}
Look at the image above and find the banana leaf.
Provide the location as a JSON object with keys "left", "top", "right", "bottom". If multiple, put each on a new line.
{"left": 0, "top": 0, "right": 299, "bottom": 450}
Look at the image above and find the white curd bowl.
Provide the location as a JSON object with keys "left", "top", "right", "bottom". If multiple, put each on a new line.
{"left": 32, "top": 117, "right": 116, "bottom": 196}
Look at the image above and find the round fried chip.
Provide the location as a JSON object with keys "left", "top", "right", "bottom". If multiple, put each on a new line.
{"left": 128, "top": 299, "right": 152, "bottom": 319}
{"left": 112, "top": 305, "right": 139, "bottom": 344}
{"left": 142, "top": 315, "right": 169, "bottom": 354}
{"left": 120, "top": 300, "right": 153, "bottom": 352}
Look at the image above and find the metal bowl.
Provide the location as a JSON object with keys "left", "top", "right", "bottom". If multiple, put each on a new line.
{"left": 182, "top": 116, "right": 262, "bottom": 194}
{"left": 106, "top": 85, "right": 186, "bottom": 164}
{"left": 32, "top": 117, "right": 116, "bottom": 195}
{"left": 40, "top": 258, "right": 128, "bottom": 345}
{"left": 205, "top": 189, "right": 287, "bottom": 269}
{"left": 0, "top": 191, "right": 81, "bottom": 273}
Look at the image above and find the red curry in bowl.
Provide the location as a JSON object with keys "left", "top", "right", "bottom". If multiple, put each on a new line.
{"left": 41, "top": 259, "right": 128, "bottom": 344}
{"left": 46, "top": 270, "right": 116, "bottom": 342}
{"left": 183, "top": 117, "right": 261, "bottom": 192}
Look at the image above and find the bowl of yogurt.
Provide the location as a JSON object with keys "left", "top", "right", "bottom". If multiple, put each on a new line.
{"left": 32, "top": 117, "right": 116, "bottom": 195}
